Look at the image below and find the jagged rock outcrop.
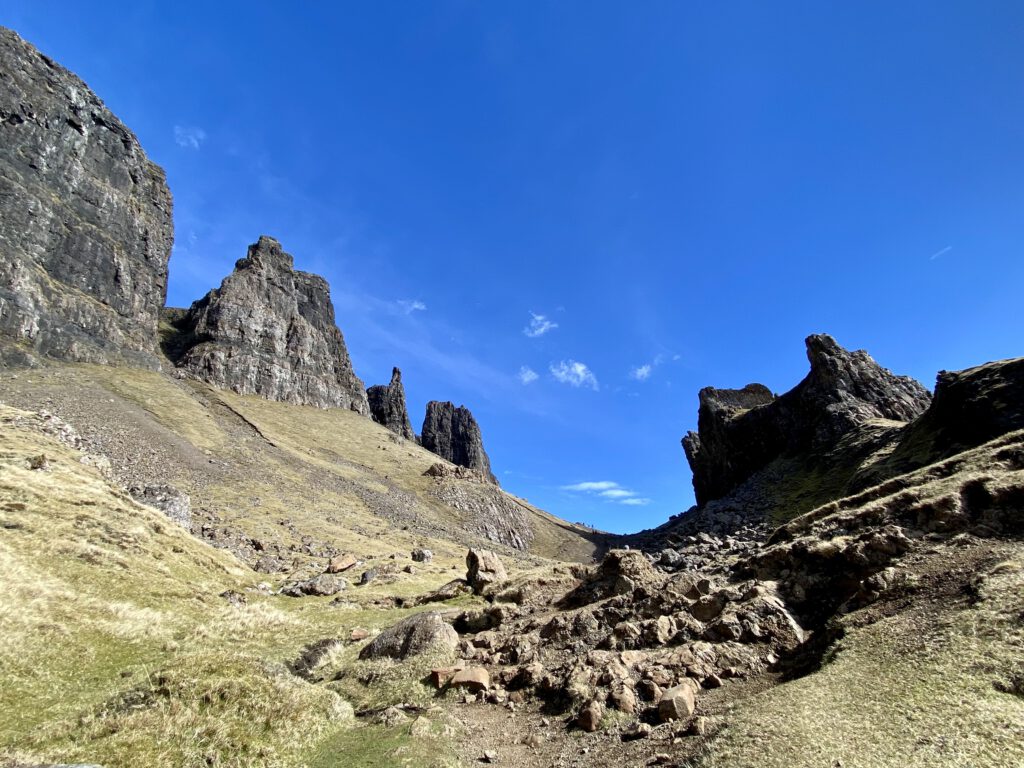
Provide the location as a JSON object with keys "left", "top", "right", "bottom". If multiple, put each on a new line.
{"left": 367, "top": 367, "right": 415, "bottom": 439}
{"left": 421, "top": 401, "right": 495, "bottom": 481}
{"left": 682, "top": 334, "right": 931, "bottom": 505}
{"left": 165, "top": 236, "right": 369, "bottom": 413}
{"left": 0, "top": 27, "right": 173, "bottom": 367}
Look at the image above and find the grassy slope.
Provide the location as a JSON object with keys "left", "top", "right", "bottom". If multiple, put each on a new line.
{"left": 0, "top": 404, "right": 476, "bottom": 767}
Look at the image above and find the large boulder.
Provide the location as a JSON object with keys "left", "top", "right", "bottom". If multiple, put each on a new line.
{"left": 166, "top": 236, "right": 369, "bottom": 413}
{"left": 420, "top": 401, "right": 495, "bottom": 482}
{"left": 358, "top": 611, "right": 459, "bottom": 660}
{"left": 0, "top": 27, "right": 173, "bottom": 367}
{"left": 466, "top": 548, "right": 508, "bottom": 595}
{"left": 682, "top": 334, "right": 931, "bottom": 505}
{"left": 367, "top": 367, "right": 415, "bottom": 440}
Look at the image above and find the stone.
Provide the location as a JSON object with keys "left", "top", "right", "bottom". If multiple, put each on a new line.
{"left": 358, "top": 611, "right": 459, "bottom": 660}
{"left": 367, "top": 367, "right": 415, "bottom": 440}
{"left": 621, "top": 722, "right": 652, "bottom": 741}
{"left": 358, "top": 568, "right": 378, "bottom": 586}
{"left": 349, "top": 627, "right": 369, "bottom": 641}
{"left": 166, "top": 236, "right": 369, "bottom": 413}
{"left": 430, "top": 665, "right": 466, "bottom": 689}
{"left": 327, "top": 553, "right": 358, "bottom": 573}
{"left": 610, "top": 686, "right": 637, "bottom": 714}
{"left": 0, "top": 27, "right": 173, "bottom": 368}
{"left": 129, "top": 484, "right": 191, "bottom": 528}
{"left": 575, "top": 700, "right": 604, "bottom": 732}
{"left": 420, "top": 401, "right": 496, "bottom": 482}
{"left": 481, "top": 750, "right": 498, "bottom": 763}
{"left": 682, "top": 334, "right": 931, "bottom": 505}
{"left": 658, "top": 684, "right": 696, "bottom": 723}
{"left": 466, "top": 549, "right": 508, "bottom": 595}
{"left": 281, "top": 574, "right": 348, "bottom": 597}
{"left": 411, "top": 548, "right": 433, "bottom": 563}
{"left": 450, "top": 667, "right": 490, "bottom": 692}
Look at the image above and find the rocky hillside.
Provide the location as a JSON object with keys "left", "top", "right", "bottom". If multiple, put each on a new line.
{"left": 163, "top": 236, "right": 370, "bottom": 414}
{"left": 0, "top": 27, "right": 173, "bottom": 368}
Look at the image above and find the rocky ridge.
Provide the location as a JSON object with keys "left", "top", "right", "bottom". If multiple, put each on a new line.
{"left": 367, "top": 367, "right": 415, "bottom": 440}
{"left": 683, "top": 334, "right": 931, "bottom": 506}
{"left": 164, "top": 236, "right": 369, "bottom": 414}
{"left": 0, "top": 26, "right": 173, "bottom": 368}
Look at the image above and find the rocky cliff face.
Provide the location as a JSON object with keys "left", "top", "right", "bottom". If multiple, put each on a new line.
{"left": 0, "top": 27, "right": 173, "bottom": 368}
{"left": 166, "top": 236, "right": 369, "bottom": 413}
{"left": 367, "top": 367, "right": 415, "bottom": 440}
{"left": 421, "top": 401, "right": 495, "bottom": 482}
{"left": 683, "top": 334, "right": 931, "bottom": 506}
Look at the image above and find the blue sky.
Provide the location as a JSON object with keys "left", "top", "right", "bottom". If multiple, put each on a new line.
{"left": 6, "top": 2, "right": 1023, "bottom": 533}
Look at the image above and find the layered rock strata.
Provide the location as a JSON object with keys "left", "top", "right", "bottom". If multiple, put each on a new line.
{"left": 0, "top": 26, "right": 173, "bottom": 367}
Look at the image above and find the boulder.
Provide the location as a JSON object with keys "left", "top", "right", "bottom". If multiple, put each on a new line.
{"left": 658, "top": 684, "right": 696, "bottom": 722}
{"left": 411, "top": 548, "right": 433, "bottom": 563}
{"left": 367, "top": 367, "right": 415, "bottom": 439}
{"left": 466, "top": 549, "right": 508, "bottom": 595}
{"left": 326, "top": 553, "right": 358, "bottom": 573}
{"left": 166, "top": 236, "right": 369, "bottom": 413}
{"left": 575, "top": 700, "right": 604, "bottom": 732}
{"left": 0, "top": 27, "right": 173, "bottom": 367}
{"left": 281, "top": 574, "right": 348, "bottom": 597}
{"left": 450, "top": 667, "right": 490, "bottom": 692}
{"left": 358, "top": 612, "right": 459, "bottom": 660}
{"left": 420, "top": 401, "right": 496, "bottom": 482}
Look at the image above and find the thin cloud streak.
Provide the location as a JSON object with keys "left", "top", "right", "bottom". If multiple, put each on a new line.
{"left": 929, "top": 245, "right": 953, "bottom": 261}
{"left": 524, "top": 312, "right": 558, "bottom": 338}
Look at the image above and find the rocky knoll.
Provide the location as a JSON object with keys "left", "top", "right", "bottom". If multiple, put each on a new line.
{"left": 0, "top": 27, "right": 173, "bottom": 367}
{"left": 421, "top": 400, "right": 495, "bottom": 482}
{"left": 165, "top": 236, "right": 369, "bottom": 413}
{"left": 367, "top": 367, "right": 415, "bottom": 440}
{"left": 683, "top": 334, "right": 930, "bottom": 505}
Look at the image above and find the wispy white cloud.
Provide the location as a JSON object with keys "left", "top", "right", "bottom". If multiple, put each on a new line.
{"left": 396, "top": 299, "right": 427, "bottom": 314}
{"left": 561, "top": 480, "right": 651, "bottom": 505}
{"left": 173, "top": 125, "right": 206, "bottom": 150}
{"left": 630, "top": 364, "right": 652, "bottom": 381}
{"left": 550, "top": 359, "right": 599, "bottom": 390}
{"left": 561, "top": 481, "right": 618, "bottom": 492}
{"left": 524, "top": 312, "right": 558, "bottom": 338}
{"left": 929, "top": 245, "right": 953, "bottom": 261}
{"left": 517, "top": 365, "right": 539, "bottom": 385}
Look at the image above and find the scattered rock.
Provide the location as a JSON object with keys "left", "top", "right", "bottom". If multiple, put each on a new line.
{"left": 129, "top": 484, "right": 191, "bottom": 528}
{"left": 281, "top": 574, "right": 348, "bottom": 597}
{"left": 358, "top": 612, "right": 459, "bottom": 660}
{"left": 450, "top": 667, "right": 490, "bottom": 693}
{"left": 327, "top": 553, "right": 358, "bottom": 573}
{"left": 575, "top": 700, "right": 604, "bottom": 732}
{"left": 412, "top": 548, "right": 433, "bottom": 563}
{"left": 358, "top": 568, "right": 378, "bottom": 586}
{"left": 658, "top": 684, "right": 696, "bottom": 723}
{"left": 466, "top": 549, "right": 508, "bottom": 595}
{"left": 621, "top": 722, "right": 652, "bottom": 741}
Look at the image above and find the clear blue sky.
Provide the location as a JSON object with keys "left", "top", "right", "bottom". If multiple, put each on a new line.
{"left": 6, "top": 2, "right": 1023, "bottom": 533}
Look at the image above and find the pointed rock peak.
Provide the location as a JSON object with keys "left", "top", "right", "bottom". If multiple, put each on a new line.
{"left": 367, "top": 366, "right": 415, "bottom": 440}
{"left": 167, "top": 237, "right": 369, "bottom": 413}
{"left": 421, "top": 401, "right": 496, "bottom": 483}
{"left": 237, "top": 235, "right": 294, "bottom": 273}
